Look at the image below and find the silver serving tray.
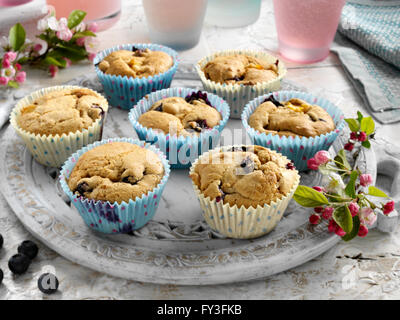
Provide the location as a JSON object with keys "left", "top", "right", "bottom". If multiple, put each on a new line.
{"left": 0, "top": 67, "right": 376, "bottom": 285}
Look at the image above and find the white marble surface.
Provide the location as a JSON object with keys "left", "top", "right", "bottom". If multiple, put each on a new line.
{"left": 0, "top": 0, "right": 400, "bottom": 299}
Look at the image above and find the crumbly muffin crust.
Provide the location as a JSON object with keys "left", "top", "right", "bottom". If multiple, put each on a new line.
{"left": 67, "top": 142, "right": 164, "bottom": 204}
{"left": 98, "top": 48, "right": 173, "bottom": 78}
{"left": 202, "top": 54, "right": 279, "bottom": 85}
{"left": 17, "top": 88, "right": 108, "bottom": 136}
{"left": 190, "top": 145, "right": 298, "bottom": 209}
{"left": 138, "top": 92, "right": 222, "bottom": 136}
{"left": 248, "top": 96, "right": 335, "bottom": 137}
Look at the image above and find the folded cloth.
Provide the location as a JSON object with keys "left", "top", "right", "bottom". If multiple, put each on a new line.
{"left": 331, "top": 0, "right": 400, "bottom": 124}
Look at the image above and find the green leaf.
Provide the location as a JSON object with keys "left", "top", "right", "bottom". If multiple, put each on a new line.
{"left": 357, "top": 111, "right": 363, "bottom": 123}
{"left": 293, "top": 185, "right": 329, "bottom": 208}
{"left": 17, "top": 56, "right": 29, "bottom": 64}
{"left": 50, "top": 46, "right": 87, "bottom": 62}
{"left": 7, "top": 80, "right": 19, "bottom": 88}
{"left": 9, "top": 23, "right": 26, "bottom": 51}
{"left": 360, "top": 117, "right": 375, "bottom": 135}
{"left": 345, "top": 171, "right": 359, "bottom": 198}
{"left": 361, "top": 140, "right": 371, "bottom": 149}
{"left": 67, "top": 10, "right": 86, "bottom": 29}
{"left": 342, "top": 216, "right": 360, "bottom": 241}
{"left": 333, "top": 205, "right": 353, "bottom": 234}
{"left": 345, "top": 118, "right": 359, "bottom": 132}
{"left": 368, "top": 186, "right": 388, "bottom": 198}
{"left": 72, "top": 30, "right": 96, "bottom": 40}
{"left": 334, "top": 149, "right": 351, "bottom": 171}
{"left": 43, "top": 56, "right": 67, "bottom": 67}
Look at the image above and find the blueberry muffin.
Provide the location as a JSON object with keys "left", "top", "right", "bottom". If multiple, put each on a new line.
{"left": 138, "top": 91, "right": 222, "bottom": 136}
{"left": 190, "top": 145, "right": 298, "bottom": 209}
{"left": 98, "top": 47, "right": 174, "bottom": 78}
{"left": 67, "top": 142, "right": 165, "bottom": 204}
{"left": 202, "top": 54, "right": 279, "bottom": 85}
{"left": 248, "top": 96, "right": 335, "bottom": 137}
{"left": 17, "top": 88, "right": 108, "bottom": 136}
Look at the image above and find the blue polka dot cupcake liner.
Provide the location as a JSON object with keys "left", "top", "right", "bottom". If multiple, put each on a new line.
{"left": 94, "top": 43, "right": 179, "bottom": 110}
{"left": 10, "top": 85, "right": 109, "bottom": 168}
{"left": 128, "top": 87, "right": 230, "bottom": 169}
{"left": 196, "top": 49, "right": 287, "bottom": 119}
{"left": 189, "top": 145, "right": 300, "bottom": 239}
{"left": 59, "top": 137, "right": 171, "bottom": 234}
{"left": 241, "top": 91, "right": 345, "bottom": 172}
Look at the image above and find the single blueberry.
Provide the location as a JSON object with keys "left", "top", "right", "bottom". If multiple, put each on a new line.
{"left": 38, "top": 273, "right": 59, "bottom": 295}
{"left": 75, "top": 182, "right": 91, "bottom": 196}
{"left": 8, "top": 253, "right": 30, "bottom": 275}
{"left": 263, "top": 95, "right": 283, "bottom": 107}
{"left": 18, "top": 240, "right": 39, "bottom": 260}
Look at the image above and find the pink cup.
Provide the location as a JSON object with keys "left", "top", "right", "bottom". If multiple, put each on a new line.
{"left": 272, "top": 0, "right": 346, "bottom": 63}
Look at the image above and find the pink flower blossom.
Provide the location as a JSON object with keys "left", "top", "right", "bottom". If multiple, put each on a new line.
{"left": 360, "top": 173, "right": 373, "bottom": 187}
{"left": 87, "top": 22, "right": 98, "bottom": 33}
{"left": 0, "top": 76, "right": 8, "bottom": 85}
{"left": 335, "top": 225, "right": 346, "bottom": 237}
{"left": 4, "top": 51, "right": 17, "bottom": 62}
{"left": 322, "top": 207, "right": 333, "bottom": 220}
{"left": 360, "top": 207, "right": 376, "bottom": 226}
{"left": 1, "top": 66, "right": 15, "bottom": 78}
{"left": 15, "top": 71, "right": 26, "bottom": 84}
{"left": 358, "top": 225, "right": 368, "bottom": 237}
{"left": 307, "top": 158, "right": 319, "bottom": 170}
{"left": 56, "top": 28, "right": 73, "bottom": 41}
{"left": 15, "top": 63, "right": 22, "bottom": 71}
{"left": 314, "top": 150, "right": 331, "bottom": 165}
{"left": 309, "top": 214, "right": 320, "bottom": 225}
{"left": 63, "top": 58, "right": 72, "bottom": 67}
{"left": 358, "top": 131, "right": 367, "bottom": 142}
{"left": 312, "top": 186, "right": 326, "bottom": 193}
{"left": 314, "top": 206, "right": 324, "bottom": 213}
{"left": 88, "top": 52, "right": 97, "bottom": 62}
{"left": 344, "top": 142, "right": 354, "bottom": 151}
{"left": 49, "top": 64, "right": 58, "bottom": 77}
{"left": 383, "top": 201, "right": 395, "bottom": 215}
{"left": 76, "top": 37, "right": 85, "bottom": 46}
{"left": 84, "top": 36, "right": 100, "bottom": 54}
{"left": 348, "top": 202, "right": 359, "bottom": 217}
{"left": 328, "top": 219, "right": 336, "bottom": 233}
{"left": 350, "top": 132, "right": 358, "bottom": 140}
{"left": 2, "top": 58, "right": 11, "bottom": 68}
{"left": 34, "top": 43, "right": 42, "bottom": 52}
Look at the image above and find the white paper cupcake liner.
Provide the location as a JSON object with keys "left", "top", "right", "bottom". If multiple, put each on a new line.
{"left": 196, "top": 49, "right": 287, "bottom": 119}
{"left": 10, "top": 85, "right": 109, "bottom": 168}
{"left": 189, "top": 145, "right": 300, "bottom": 239}
{"left": 241, "top": 91, "right": 345, "bottom": 172}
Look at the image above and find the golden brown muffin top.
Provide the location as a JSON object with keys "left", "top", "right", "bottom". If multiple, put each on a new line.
{"left": 98, "top": 48, "right": 173, "bottom": 78}
{"left": 248, "top": 96, "right": 335, "bottom": 137}
{"left": 17, "top": 88, "right": 108, "bottom": 136}
{"left": 138, "top": 92, "right": 222, "bottom": 136}
{"left": 190, "top": 145, "right": 299, "bottom": 209}
{"left": 67, "top": 142, "right": 164, "bottom": 204}
{"left": 202, "top": 54, "right": 279, "bottom": 85}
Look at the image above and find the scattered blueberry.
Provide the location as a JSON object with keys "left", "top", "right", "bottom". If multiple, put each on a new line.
{"left": 91, "top": 104, "right": 105, "bottom": 116}
{"left": 0, "top": 233, "right": 3, "bottom": 249}
{"left": 75, "top": 182, "right": 92, "bottom": 197}
{"left": 263, "top": 95, "right": 283, "bottom": 107}
{"left": 0, "top": 268, "right": 3, "bottom": 285}
{"left": 17, "top": 240, "right": 39, "bottom": 260}
{"left": 8, "top": 253, "right": 30, "bottom": 275}
{"left": 229, "top": 146, "right": 247, "bottom": 152}
{"left": 239, "top": 156, "right": 255, "bottom": 174}
{"left": 154, "top": 103, "right": 163, "bottom": 112}
{"left": 185, "top": 91, "right": 212, "bottom": 107}
{"left": 233, "top": 75, "right": 245, "bottom": 81}
{"left": 38, "top": 273, "right": 59, "bottom": 295}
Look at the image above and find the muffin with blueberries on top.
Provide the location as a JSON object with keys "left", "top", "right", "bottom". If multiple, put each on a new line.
{"left": 129, "top": 88, "right": 230, "bottom": 169}
{"left": 196, "top": 49, "right": 287, "bottom": 118}
{"left": 189, "top": 144, "right": 300, "bottom": 239}
{"left": 138, "top": 91, "right": 222, "bottom": 136}
{"left": 242, "top": 91, "right": 345, "bottom": 171}
{"left": 94, "top": 43, "right": 179, "bottom": 110}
